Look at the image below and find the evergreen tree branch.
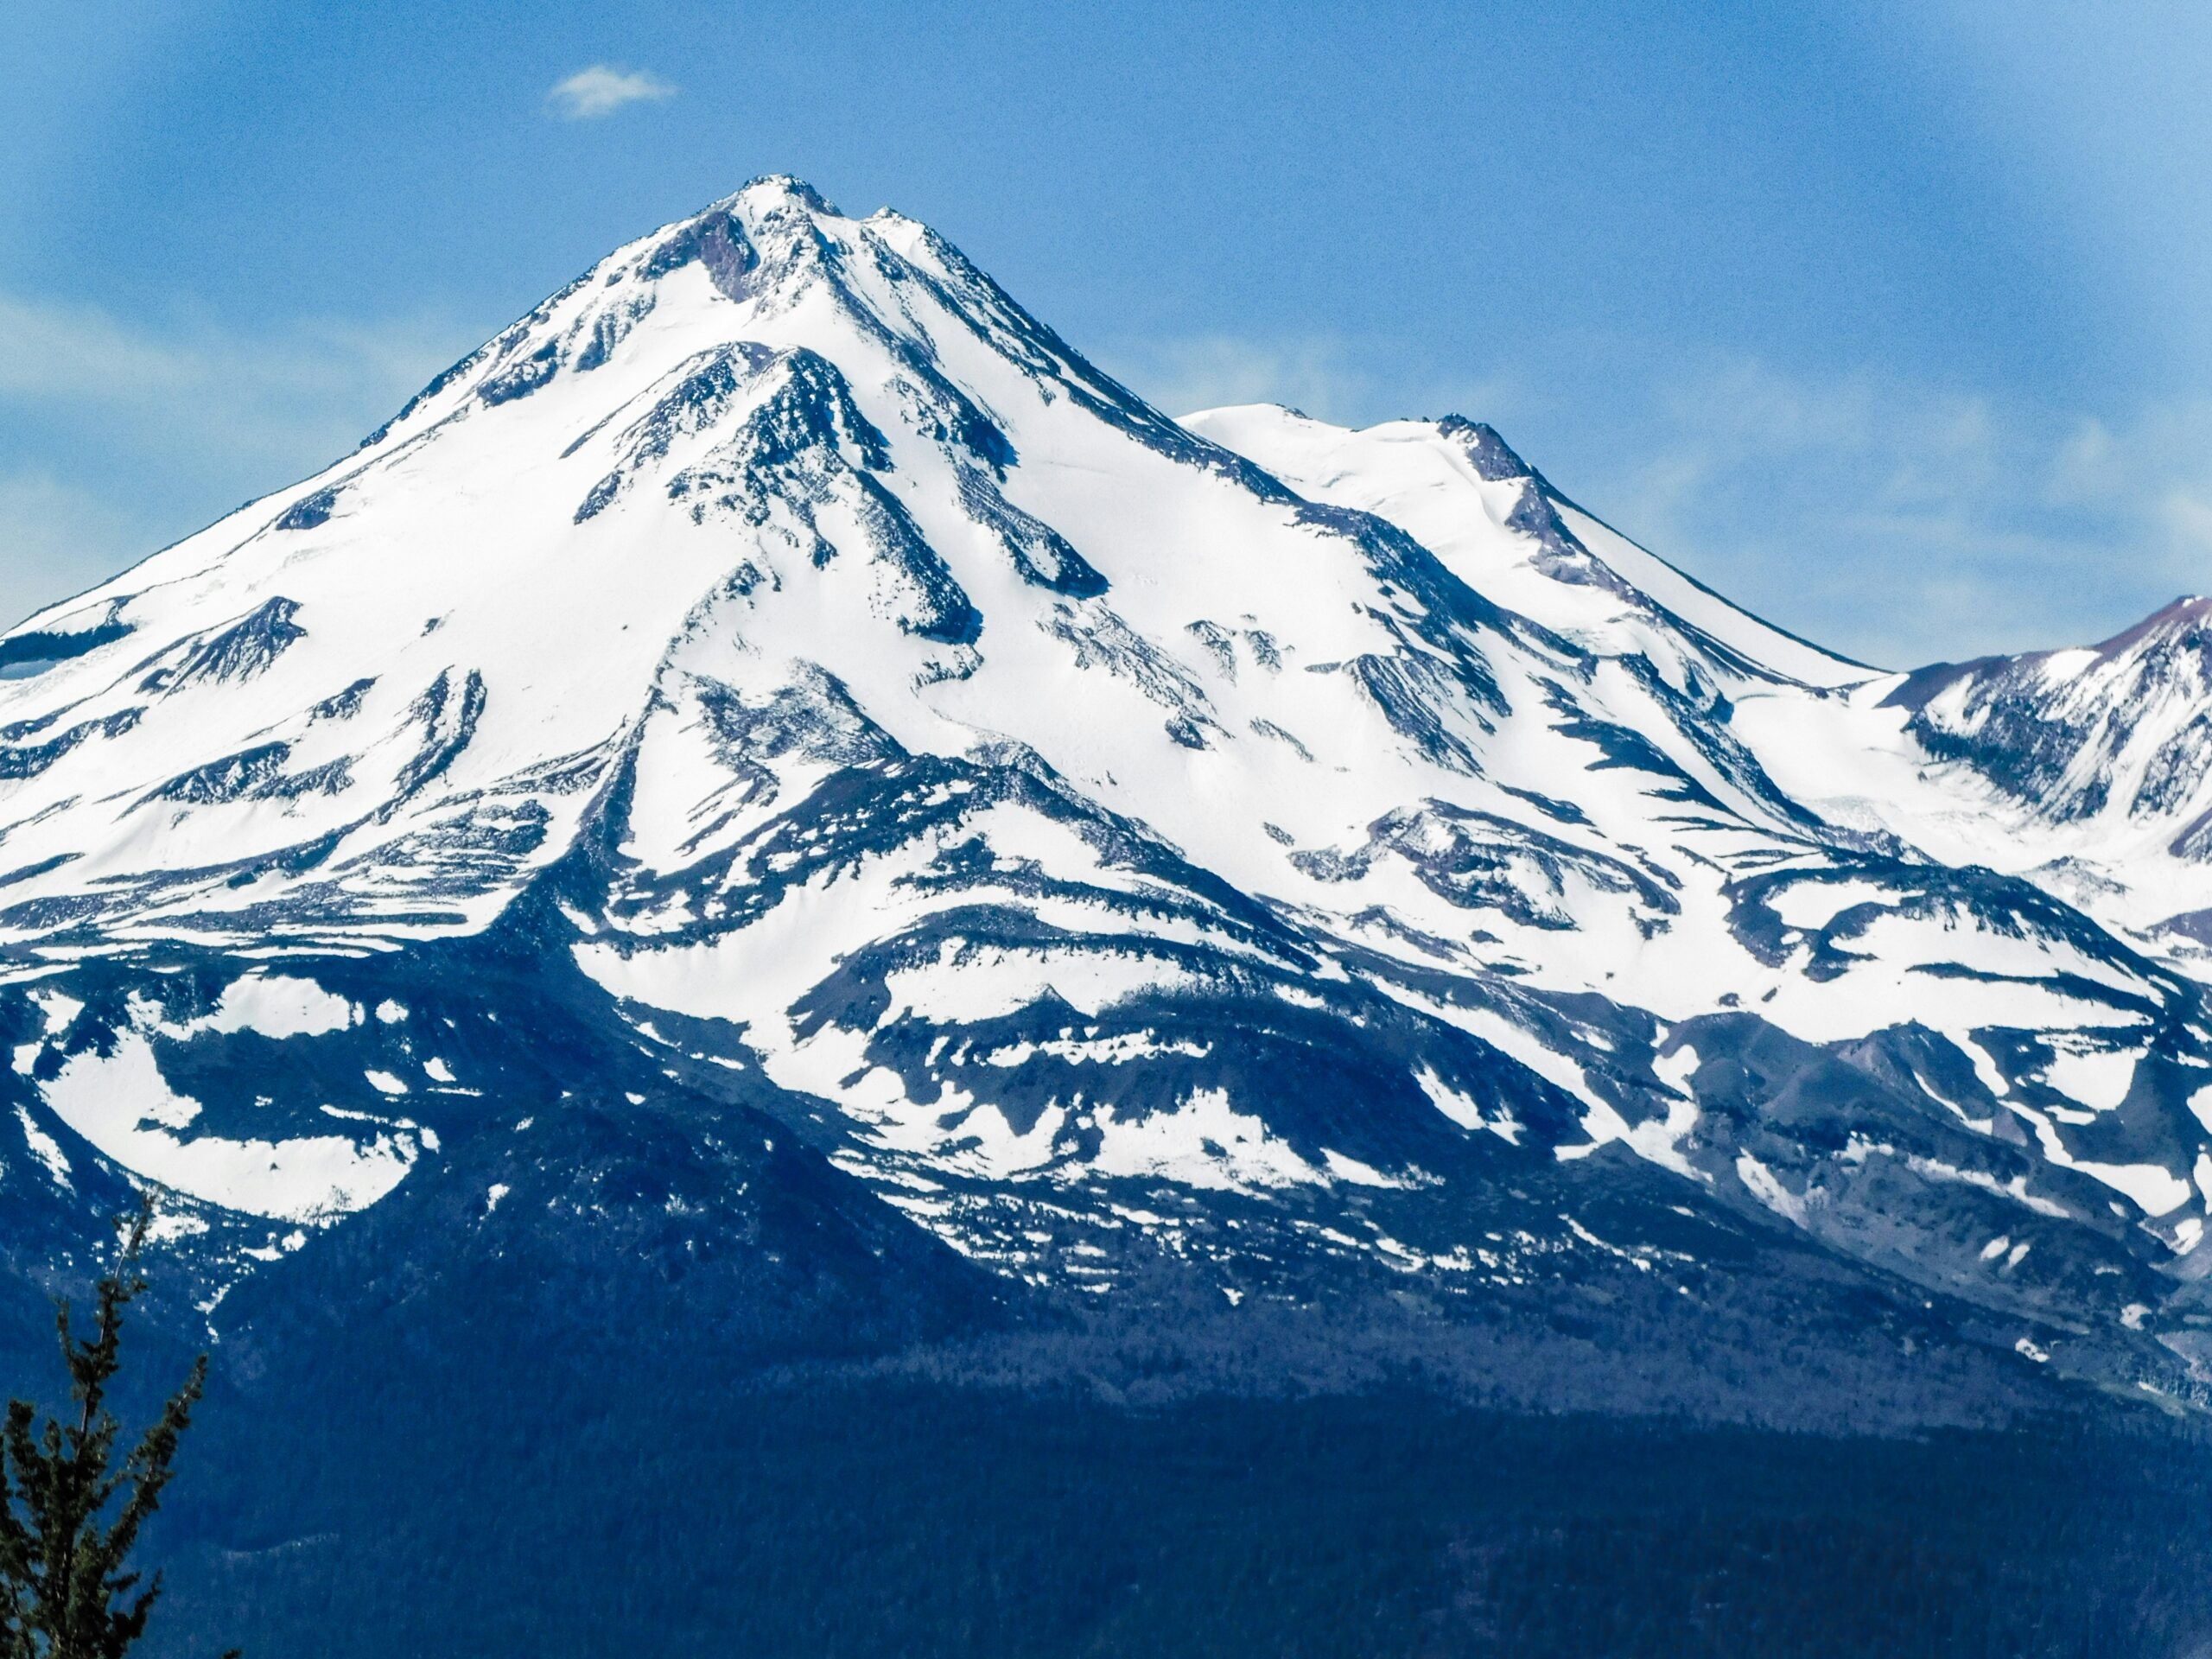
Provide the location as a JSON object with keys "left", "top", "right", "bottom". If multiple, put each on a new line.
{"left": 0, "top": 1198, "right": 236, "bottom": 1657}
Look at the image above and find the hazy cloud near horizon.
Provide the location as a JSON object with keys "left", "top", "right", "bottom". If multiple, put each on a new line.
{"left": 9, "top": 4, "right": 2211, "bottom": 668}
{"left": 0, "top": 289, "right": 474, "bottom": 628}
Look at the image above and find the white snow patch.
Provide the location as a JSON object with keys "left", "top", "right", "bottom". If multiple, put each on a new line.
{"left": 1736, "top": 1153, "right": 1808, "bottom": 1225}
{"left": 977, "top": 1031, "right": 1211, "bottom": 1067}
{"left": 1962, "top": 1039, "right": 2013, "bottom": 1099}
{"left": 2190, "top": 1084, "right": 2212, "bottom": 1134}
{"left": 883, "top": 944, "right": 1198, "bottom": 1025}
{"left": 939, "top": 1101, "right": 1068, "bottom": 1179}
{"left": 2007, "top": 1096, "right": 2193, "bottom": 1216}
{"left": 1090, "top": 1089, "right": 1324, "bottom": 1192}
{"left": 1321, "top": 1148, "right": 1409, "bottom": 1188}
{"left": 2040, "top": 1045, "right": 2138, "bottom": 1113}
{"left": 1905, "top": 1154, "right": 2069, "bottom": 1217}
{"left": 205, "top": 975, "right": 357, "bottom": 1040}
{"left": 27, "top": 990, "right": 81, "bottom": 1036}
{"left": 14, "top": 1106, "right": 70, "bottom": 1187}
{"left": 31, "top": 1033, "right": 417, "bottom": 1221}
{"left": 1651, "top": 1044, "right": 1700, "bottom": 1096}
{"left": 1413, "top": 1066, "right": 1522, "bottom": 1143}
{"left": 1622, "top": 1095, "right": 1706, "bottom": 1182}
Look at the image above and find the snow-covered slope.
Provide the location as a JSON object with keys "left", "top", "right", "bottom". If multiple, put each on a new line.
{"left": 8, "top": 177, "right": 2212, "bottom": 1412}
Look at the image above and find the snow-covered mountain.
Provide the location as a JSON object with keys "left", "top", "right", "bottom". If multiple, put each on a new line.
{"left": 9, "top": 175, "right": 2212, "bottom": 1418}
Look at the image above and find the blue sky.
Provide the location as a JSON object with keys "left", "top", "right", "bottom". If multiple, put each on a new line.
{"left": 4, "top": 1, "right": 2210, "bottom": 666}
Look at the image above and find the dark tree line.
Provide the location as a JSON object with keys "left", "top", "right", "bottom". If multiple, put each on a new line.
{"left": 1, "top": 1206, "right": 232, "bottom": 1659}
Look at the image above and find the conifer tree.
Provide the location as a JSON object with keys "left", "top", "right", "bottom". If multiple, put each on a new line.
{"left": 0, "top": 1204, "right": 232, "bottom": 1658}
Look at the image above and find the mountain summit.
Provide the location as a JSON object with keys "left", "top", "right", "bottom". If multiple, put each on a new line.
{"left": 9, "top": 177, "right": 2212, "bottom": 1433}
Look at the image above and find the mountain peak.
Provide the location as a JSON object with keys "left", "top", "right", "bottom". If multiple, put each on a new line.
{"left": 1434, "top": 414, "right": 1537, "bottom": 483}
{"left": 726, "top": 172, "right": 841, "bottom": 217}
{"left": 9, "top": 187, "right": 2212, "bottom": 1433}
{"left": 2092, "top": 593, "right": 2212, "bottom": 660}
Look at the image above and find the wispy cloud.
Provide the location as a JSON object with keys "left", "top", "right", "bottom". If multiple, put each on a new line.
{"left": 1554, "top": 356, "right": 2212, "bottom": 666}
{"left": 8, "top": 280, "right": 2209, "bottom": 671}
{"left": 1102, "top": 334, "right": 1370, "bottom": 423}
{"left": 545, "top": 65, "right": 677, "bottom": 121}
{"left": 0, "top": 289, "right": 475, "bottom": 626}
{"left": 1105, "top": 328, "right": 2212, "bottom": 669}
{"left": 0, "top": 290, "right": 469, "bottom": 468}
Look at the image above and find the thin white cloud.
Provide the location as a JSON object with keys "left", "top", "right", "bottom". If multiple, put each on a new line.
{"left": 1109, "top": 334, "right": 1367, "bottom": 423}
{"left": 1100, "top": 330, "right": 1506, "bottom": 429}
{"left": 545, "top": 65, "right": 677, "bottom": 121}
{"left": 0, "top": 289, "right": 472, "bottom": 472}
